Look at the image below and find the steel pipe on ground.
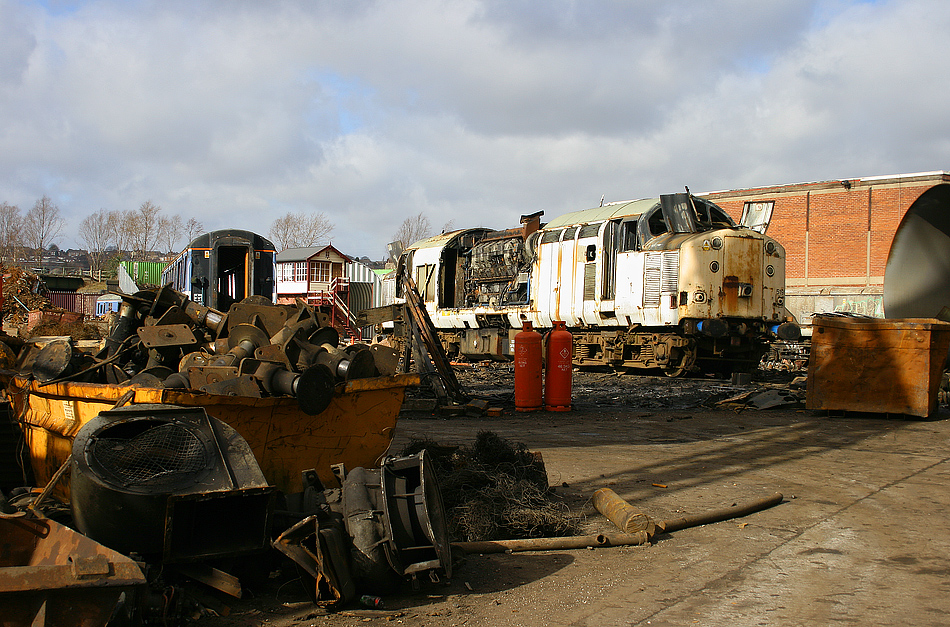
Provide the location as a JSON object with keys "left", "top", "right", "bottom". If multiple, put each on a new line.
{"left": 452, "top": 532, "right": 649, "bottom": 554}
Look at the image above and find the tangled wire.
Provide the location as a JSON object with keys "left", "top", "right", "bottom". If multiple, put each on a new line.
{"left": 402, "top": 431, "right": 579, "bottom": 542}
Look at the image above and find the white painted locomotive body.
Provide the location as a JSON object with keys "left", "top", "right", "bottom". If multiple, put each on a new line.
{"left": 400, "top": 194, "right": 795, "bottom": 373}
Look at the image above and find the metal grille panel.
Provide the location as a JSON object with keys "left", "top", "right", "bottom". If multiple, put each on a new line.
{"left": 662, "top": 251, "right": 679, "bottom": 292}
{"left": 91, "top": 423, "right": 210, "bottom": 486}
{"left": 644, "top": 253, "right": 662, "bottom": 308}
{"left": 583, "top": 263, "right": 597, "bottom": 300}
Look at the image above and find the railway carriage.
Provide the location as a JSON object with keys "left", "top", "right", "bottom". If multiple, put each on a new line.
{"left": 162, "top": 230, "right": 277, "bottom": 311}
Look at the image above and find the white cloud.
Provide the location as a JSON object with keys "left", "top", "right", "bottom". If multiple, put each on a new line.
{"left": 0, "top": 0, "right": 947, "bottom": 258}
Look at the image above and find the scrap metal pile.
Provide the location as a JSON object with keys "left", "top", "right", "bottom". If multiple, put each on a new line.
{"left": 403, "top": 431, "right": 579, "bottom": 542}
{"left": 1, "top": 266, "right": 51, "bottom": 318}
{"left": 18, "top": 286, "right": 398, "bottom": 415}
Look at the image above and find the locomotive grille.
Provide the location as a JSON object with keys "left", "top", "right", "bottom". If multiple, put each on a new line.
{"left": 583, "top": 263, "right": 597, "bottom": 300}
{"left": 90, "top": 422, "right": 211, "bottom": 487}
{"left": 644, "top": 252, "right": 679, "bottom": 308}
{"left": 661, "top": 251, "right": 679, "bottom": 292}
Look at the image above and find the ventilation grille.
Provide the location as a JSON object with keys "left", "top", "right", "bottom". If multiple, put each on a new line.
{"left": 644, "top": 252, "right": 679, "bottom": 308}
{"left": 583, "top": 263, "right": 597, "bottom": 300}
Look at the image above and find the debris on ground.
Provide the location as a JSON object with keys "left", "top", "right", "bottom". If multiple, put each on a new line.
{"left": 402, "top": 431, "right": 579, "bottom": 541}
{"left": 1, "top": 266, "right": 51, "bottom": 318}
{"left": 24, "top": 319, "right": 102, "bottom": 340}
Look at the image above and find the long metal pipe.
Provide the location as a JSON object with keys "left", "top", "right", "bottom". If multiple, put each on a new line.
{"left": 657, "top": 491, "right": 784, "bottom": 533}
{"left": 452, "top": 491, "right": 784, "bottom": 554}
{"left": 452, "top": 532, "right": 649, "bottom": 554}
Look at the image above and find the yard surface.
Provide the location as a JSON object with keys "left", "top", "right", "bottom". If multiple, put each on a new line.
{"left": 200, "top": 366, "right": 950, "bottom": 626}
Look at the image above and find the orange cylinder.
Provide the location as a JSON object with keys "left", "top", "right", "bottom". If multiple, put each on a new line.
{"left": 514, "top": 321, "right": 543, "bottom": 412}
{"left": 545, "top": 320, "right": 573, "bottom": 411}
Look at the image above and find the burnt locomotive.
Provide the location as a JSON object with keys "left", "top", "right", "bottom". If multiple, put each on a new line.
{"left": 398, "top": 193, "right": 799, "bottom": 375}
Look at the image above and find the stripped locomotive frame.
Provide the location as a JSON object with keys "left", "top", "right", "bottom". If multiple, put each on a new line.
{"left": 398, "top": 193, "right": 799, "bottom": 375}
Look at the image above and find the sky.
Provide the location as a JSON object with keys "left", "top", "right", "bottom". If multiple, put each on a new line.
{"left": 1, "top": 0, "right": 948, "bottom": 260}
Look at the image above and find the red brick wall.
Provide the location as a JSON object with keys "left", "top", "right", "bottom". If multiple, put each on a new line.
{"left": 706, "top": 174, "right": 949, "bottom": 288}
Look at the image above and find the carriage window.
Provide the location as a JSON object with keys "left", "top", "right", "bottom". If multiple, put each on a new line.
{"left": 621, "top": 220, "right": 639, "bottom": 251}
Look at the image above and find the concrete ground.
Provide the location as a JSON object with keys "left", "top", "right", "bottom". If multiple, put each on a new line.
{"left": 204, "top": 373, "right": 950, "bottom": 627}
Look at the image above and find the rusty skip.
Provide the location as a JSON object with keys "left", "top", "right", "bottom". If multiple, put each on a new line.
{"left": 0, "top": 515, "right": 146, "bottom": 627}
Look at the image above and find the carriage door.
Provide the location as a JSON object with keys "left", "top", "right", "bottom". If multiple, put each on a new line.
{"left": 214, "top": 244, "right": 250, "bottom": 310}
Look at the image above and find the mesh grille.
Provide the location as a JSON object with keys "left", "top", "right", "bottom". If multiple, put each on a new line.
{"left": 91, "top": 422, "right": 210, "bottom": 486}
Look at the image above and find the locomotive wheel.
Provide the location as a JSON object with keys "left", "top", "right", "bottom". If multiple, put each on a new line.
{"left": 663, "top": 345, "right": 696, "bottom": 378}
{"left": 663, "top": 364, "right": 688, "bottom": 378}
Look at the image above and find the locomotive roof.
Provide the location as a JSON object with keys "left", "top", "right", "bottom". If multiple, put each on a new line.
{"left": 542, "top": 198, "right": 659, "bottom": 229}
{"left": 407, "top": 227, "right": 492, "bottom": 250}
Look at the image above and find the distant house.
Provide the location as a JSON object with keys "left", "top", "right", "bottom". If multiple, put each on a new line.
{"left": 275, "top": 245, "right": 362, "bottom": 340}
{"left": 275, "top": 245, "right": 349, "bottom": 302}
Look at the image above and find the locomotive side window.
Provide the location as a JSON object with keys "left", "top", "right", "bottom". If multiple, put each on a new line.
{"left": 540, "top": 229, "right": 563, "bottom": 244}
{"left": 647, "top": 206, "right": 670, "bottom": 237}
{"left": 563, "top": 226, "right": 578, "bottom": 240}
{"left": 578, "top": 223, "right": 601, "bottom": 239}
{"left": 416, "top": 264, "right": 437, "bottom": 302}
{"left": 620, "top": 220, "right": 639, "bottom": 251}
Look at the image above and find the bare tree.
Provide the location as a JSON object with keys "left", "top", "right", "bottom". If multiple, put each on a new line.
{"left": 0, "top": 202, "right": 22, "bottom": 263}
{"left": 156, "top": 214, "right": 184, "bottom": 254}
{"left": 106, "top": 210, "right": 135, "bottom": 257}
{"left": 184, "top": 217, "right": 204, "bottom": 244}
{"left": 132, "top": 200, "right": 162, "bottom": 260}
{"left": 22, "top": 196, "right": 65, "bottom": 260}
{"left": 392, "top": 212, "right": 433, "bottom": 250}
{"left": 78, "top": 209, "right": 112, "bottom": 276}
{"left": 268, "top": 211, "right": 334, "bottom": 250}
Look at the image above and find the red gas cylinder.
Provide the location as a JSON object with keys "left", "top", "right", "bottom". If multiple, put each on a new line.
{"left": 514, "top": 321, "right": 543, "bottom": 412}
{"left": 545, "top": 320, "right": 573, "bottom": 411}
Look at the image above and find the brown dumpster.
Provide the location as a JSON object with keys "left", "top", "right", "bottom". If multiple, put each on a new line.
{"left": 806, "top": 316, "right": 950, "bottom": 417}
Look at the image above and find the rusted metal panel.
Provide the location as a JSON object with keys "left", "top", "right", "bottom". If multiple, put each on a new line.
{"left": 0, "top": 515, "right": 145, "bottom": 627}
{"left": 806, "top": 316, "right": 950, "bottom": 416}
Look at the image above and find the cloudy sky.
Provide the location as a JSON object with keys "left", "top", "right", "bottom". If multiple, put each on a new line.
{"left": 1, "top": 0, "right": 948, "bottom": 259}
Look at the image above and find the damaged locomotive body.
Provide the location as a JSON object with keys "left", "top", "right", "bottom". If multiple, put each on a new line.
{"left": 400, "top": 193, "right": 797, "bottom": 374}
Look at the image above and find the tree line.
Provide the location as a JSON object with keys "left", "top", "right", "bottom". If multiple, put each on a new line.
{"left": 0, "top": 196, "right": 205, "bottom": 275}
{"left": 0, "top": 194, "right": 454, "bottom": 277}
{"left": 0, "top": 195, "right": 343, "bottom": 277}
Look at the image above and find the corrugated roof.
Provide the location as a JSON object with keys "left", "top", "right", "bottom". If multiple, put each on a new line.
{"left": 275, "top": 246, "right": 324, "bottom": 262}
{"left": 347, "top": 260, "right": 382, "bottom": 284}
{"left": 541, "top": 198, "right": 658, "bottom": 229}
